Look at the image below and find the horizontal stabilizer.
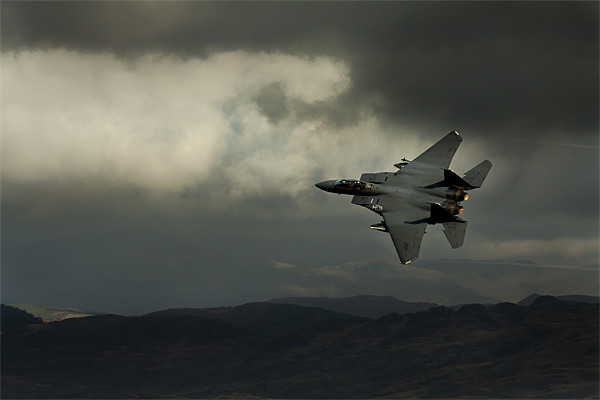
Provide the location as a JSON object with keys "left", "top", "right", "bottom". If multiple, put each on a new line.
{"left": 463, "top": 160, "right": 492, "bottom": 188}
{"left": 443, "top": 221, "right": 467, "bottom": 249}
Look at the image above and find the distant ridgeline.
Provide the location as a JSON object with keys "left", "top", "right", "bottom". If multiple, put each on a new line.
{"left": 6, "top": 304, "right": 105, "bottom": 322}
{"left": 1, "top": 295, "right": 598, "bottom": 399}
{"left": 517, "top": 293, "right": 599, "bottom": 306}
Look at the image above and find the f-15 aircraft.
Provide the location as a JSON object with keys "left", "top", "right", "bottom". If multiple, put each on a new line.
{"left": 315, "top": 131, "right": 492, "bottom": 264}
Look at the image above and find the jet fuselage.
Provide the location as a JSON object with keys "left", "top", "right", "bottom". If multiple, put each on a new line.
{"left": 314, "top": 131, "right": 492, "bottom": 263}
{"left": 315, "top": 176, "right": 464, "bottom": 218}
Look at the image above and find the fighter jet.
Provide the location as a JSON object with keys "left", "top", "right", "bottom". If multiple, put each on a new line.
{"left": 315, "top": 131, "right": 492, "bottom": 264}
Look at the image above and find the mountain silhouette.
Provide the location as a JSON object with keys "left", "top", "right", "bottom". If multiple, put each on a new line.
{"left": 268, "top": 294, "right": 438, "bottom": 318}
{"left": 145, "top": 302, "right": 358, "bottom": 337}
{"left": 2, "top": 297, "right": 597, "bottom": 398}
{"left": 517, "top": 293, "right": 600, "bottom": 306}
{"left": 0, "top": 305, "right": 42, "bottom": 332}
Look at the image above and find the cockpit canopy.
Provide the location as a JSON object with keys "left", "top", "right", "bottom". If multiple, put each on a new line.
{"left": 334, "top": 179, "right": 367, "bottom": 191}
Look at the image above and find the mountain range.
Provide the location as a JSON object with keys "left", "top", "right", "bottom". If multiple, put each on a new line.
{"left": 268, "top": 295, "right": 438, "bottom": 318}
{"left": 2, "top": 296, "right": 598, "bottom": 398}
{"left": 144, "top": 302, "right": 358, "bottom": 337}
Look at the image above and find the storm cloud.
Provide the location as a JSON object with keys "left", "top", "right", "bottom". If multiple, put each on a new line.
{"left": 1, "top": 2, "right": 598, "bottom": 312}
{"left": 4, "top": 2, "right": 597, "bottom": 136}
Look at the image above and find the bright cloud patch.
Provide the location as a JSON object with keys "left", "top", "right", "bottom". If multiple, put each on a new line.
{"left": 3, "top": 50, "right": 356, "bottom": 195}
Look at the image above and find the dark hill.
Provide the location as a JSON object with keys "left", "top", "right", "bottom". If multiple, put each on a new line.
{"left": 4, "top": 314, "right": 252, "bottom": 349}
{"left": 1, "top": 304, "right": 42, "bottom": 332}
{"left": 145, "top": 302, "right": 358, "bottom": 337}
{"left": 2, "top": 314, "right": 258, "bottom": 399}
{"left": 2, "top": 297, "right": 597, "bottom": 399}
{"left": 268, "top": 294, "right": 438, "bottom": 318}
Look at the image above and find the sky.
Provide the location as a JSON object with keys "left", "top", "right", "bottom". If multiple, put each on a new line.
{"left": 1, "top": 2, "right": 598, "bottom": 312}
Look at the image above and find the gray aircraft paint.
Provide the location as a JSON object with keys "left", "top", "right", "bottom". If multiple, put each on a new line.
{"left": 316, "top": 131, "right": 492, "bottom": 264}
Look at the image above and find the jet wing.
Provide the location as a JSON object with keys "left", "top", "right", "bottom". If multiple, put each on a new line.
{"left": 404, "top": 131, "right": 463, "bottom": 170}
{"left": 382, "top": 208, "right": 428, "bottom": 264}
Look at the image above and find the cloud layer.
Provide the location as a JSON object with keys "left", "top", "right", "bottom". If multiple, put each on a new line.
{"left": 3, "top": 49, "right": 436, "bottom": 221}
{"left": 4, "top": 50, "right": 350, "bottom": 190}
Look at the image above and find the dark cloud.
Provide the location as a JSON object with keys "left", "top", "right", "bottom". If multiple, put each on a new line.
{"left": 253, "top": 83, "right": 290, "bottom": 124}
{"left": 4, "top": 2, "right": 597, "bottom": 139}
{"left": 346, "top": 3, "right": 598, "bottom": 138}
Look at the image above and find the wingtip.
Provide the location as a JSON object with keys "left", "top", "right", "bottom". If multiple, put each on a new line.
{"left": 449, "top": 130, "right": 462, "bottom": 141}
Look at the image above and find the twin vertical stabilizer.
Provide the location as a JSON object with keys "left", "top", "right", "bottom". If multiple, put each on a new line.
{"left": 437, "top": 160, "right": 491, "bottom": 249}
{"left": 463, "top": 160, "right": 493, "bottom": 188}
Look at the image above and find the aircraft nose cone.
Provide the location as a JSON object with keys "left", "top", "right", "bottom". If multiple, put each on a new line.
{"left": 315, "top": 180, "right": 335, "bottom": 192}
